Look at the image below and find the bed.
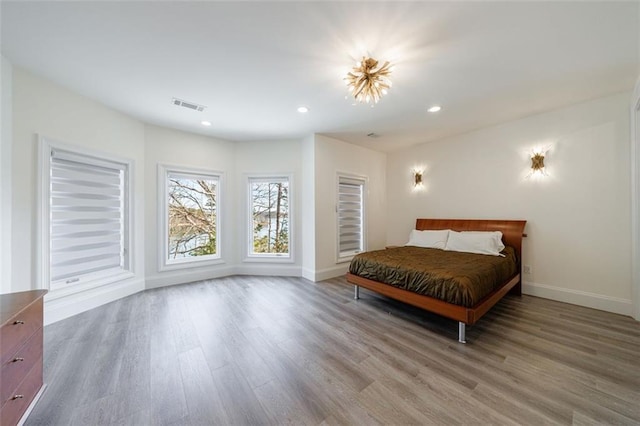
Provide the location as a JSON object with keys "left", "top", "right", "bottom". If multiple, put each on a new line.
{"left": 346, "top": 219, "right": 527, "bottom": 343}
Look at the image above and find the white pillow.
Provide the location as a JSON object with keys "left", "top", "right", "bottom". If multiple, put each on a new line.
{"left": 405, "top": 229, "right": 449, "bottom": 250}
{"left": 445, "top": 231, "right": 505, "bottom": 256}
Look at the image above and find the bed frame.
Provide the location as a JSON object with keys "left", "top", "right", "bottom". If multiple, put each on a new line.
{"left": 346, "top": 218, "right": 527, "bottom": 343}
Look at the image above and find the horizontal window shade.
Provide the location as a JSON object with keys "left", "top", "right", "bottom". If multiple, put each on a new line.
{"left": 50, "top": 150, "right": 127, "bottom": 284}
{"left": 52, "top": 239, "right": 121, "bottom": 255}
{"left": 249, "top": 177, "right": 288, "bottom": 185}
{"left": 55, "top": 262, "right": 123, "bottom": 283}
{"left": 338, "top": 177, "right": 363, "bottom": 187}
{"left": 338, "top": 177, "right": 364, "bottom": 257}
{"left": 168, "top": 171, "right": 219, "bottom": 184}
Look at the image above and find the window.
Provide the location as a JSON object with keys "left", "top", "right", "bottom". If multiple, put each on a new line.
{"left": 248, "top": 176, "right": 291, "bottom": 259}
{"left": 160, "top": 165, "right": 221, "bottom": 269}
{"left": 40, "top": 139, "right": 133, "bottom": 292}
{"left": 337, "top": 175, "right": 365, "bottom": 261}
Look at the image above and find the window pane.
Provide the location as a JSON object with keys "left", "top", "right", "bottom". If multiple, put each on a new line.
{"left": 250, "top": 179, "right": 289, "bottom": 255}
{"left": 168, "top": 174, "right": 218, "bottom": 260}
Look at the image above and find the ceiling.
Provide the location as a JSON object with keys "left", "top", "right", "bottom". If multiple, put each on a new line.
{"left": 2, "top": 1, "right": 638, "bottom": 152}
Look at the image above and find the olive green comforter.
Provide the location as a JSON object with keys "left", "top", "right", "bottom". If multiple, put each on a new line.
{"left": 349, "top": 246, "right": 518, "bottom": 307}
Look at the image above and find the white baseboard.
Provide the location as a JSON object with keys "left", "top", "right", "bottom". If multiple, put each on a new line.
{"left": 235, "top": 264, "right": 301, "bottom": 276}
{"left": 44, "top": 278, "right": 144, "bottom": 325}
{"left": 307, "top": 265, "right": 348, "bottom": 282}
{"left": 145, "top": 266, "right": 235, "bottom": 289}
{"left": 301, "top": 267, "right": 315, "bottom": 281}
{"left": 523, "top": 281, "right": 633, "bottom": 317}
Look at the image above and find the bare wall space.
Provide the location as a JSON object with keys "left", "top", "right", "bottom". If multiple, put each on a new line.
{"left": 386, "top": 93, "right": 632, "bottom": 315}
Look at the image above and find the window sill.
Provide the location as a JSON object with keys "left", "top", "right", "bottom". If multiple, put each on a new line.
{"left": 160, "top": 257, "right": 225, "bottom": 272}
{"left": 47, "top": 270, "right": 136, "bottom": 301}
{"left": 243, "top": 255, "right": 294, "bottom": 264}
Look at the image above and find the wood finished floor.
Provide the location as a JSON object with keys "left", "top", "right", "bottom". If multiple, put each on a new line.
{"left": 26, "top": 276, "right": 640, "bottom": 426}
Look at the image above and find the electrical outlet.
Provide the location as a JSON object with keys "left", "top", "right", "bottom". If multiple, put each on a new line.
{"left": 523, "top": 265, "right": 532, "bottom": 274}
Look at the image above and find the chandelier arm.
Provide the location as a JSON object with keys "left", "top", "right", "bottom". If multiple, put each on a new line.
{"left": 352, "top": 80, "right": 367, "bottom": 98}
{"left": 353, "top": 86, "right": 366, "bottom": 97}
{"left": 372, "top": 84, "right": 382, "bottom": 100}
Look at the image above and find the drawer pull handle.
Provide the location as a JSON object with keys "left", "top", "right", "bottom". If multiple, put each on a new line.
{"left": 13, "top": 357, "right": 25, "bottom": 362}
{"left": 12, "top": 395, "right": 24, "bottom": 400}
{"left": 13, "top": 320, "right": 25, "bottom": 325}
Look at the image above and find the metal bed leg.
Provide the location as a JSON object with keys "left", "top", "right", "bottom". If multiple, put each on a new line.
{"left": 354, "top": 285, "right": 360, "bottom": 300}
{"left": 458, "top": 322, "right": 467, "bottom": 344}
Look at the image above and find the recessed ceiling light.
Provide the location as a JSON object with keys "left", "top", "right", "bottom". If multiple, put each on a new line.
{"left": 297, "top": 106, "right": 309, "bottom": 113}
{"left": 201, "top": 120, "right": 212, "bottom": 126}
{"left": 427, "top": 105, "right": 442, "bottom": 113}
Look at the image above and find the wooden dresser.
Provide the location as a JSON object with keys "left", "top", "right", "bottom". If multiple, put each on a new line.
{"left": 0, "top": 290, "right": 47, "bottom": 426}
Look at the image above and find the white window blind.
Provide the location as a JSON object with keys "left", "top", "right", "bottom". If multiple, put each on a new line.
{"left": 50, "top": 149, "right": 128, "bottom": 287}
{"left": 338, "top": 176, "right": 365, "bottom": 259}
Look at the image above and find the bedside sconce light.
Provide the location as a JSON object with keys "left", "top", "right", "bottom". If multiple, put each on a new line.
{"left": 527, "top": 148, "right": 549, "bottom": 178}
{"left": 413, "top": 171, "right": 423, "bottom": 187}
{"left": 531, "top": 152, "right": 545, "bottom": 172}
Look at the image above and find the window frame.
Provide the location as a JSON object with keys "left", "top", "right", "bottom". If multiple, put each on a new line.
{"left": 38, "top": 136, "right": 135, "bottom": 295}
{"left": 158, "top": 164, "right": 224, "bottom": 271}
{"left": 336, "top": 173, "right": 367, "bottom": 263}
{"left": 244, "top": 173, "right": 294, "bottom": 263}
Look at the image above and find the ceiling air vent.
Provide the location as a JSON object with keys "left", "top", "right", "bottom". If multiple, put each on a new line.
{"left": 172, "top": 98, "right": 206, "bottom": 112}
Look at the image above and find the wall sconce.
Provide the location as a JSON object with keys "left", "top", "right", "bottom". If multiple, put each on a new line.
{"left": 413, "top": 171, "right": 423, "bottom": 187}
{"left": 531, "top": 152, "right": 545, "bottom": 172}
{"left": 527, "top": 148, "right": 549, "bottom": 178}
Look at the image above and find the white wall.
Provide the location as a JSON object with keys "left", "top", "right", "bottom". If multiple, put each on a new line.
{"left": 234, "top": 139, "right": 302, "bottom": 276}
{"left": 0, "top": 56, "right": 12, "bottom": 295}
{"left": 12, "top": 67, "right": 146, "bottom": 323}
{"left": 387, "top": 92, "right": 633, "bottom": 315}
{"left": 144, "top": 128, "right": 305, "bottom": 287}
{"left": 143, "top": 124, "right": 236, "bottom": 289}
{"left": 311, "top": 134, "right": 387, "bottom": 281}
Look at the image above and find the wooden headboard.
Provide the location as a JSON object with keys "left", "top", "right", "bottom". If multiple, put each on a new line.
{"left": 415, "top": 218, "right": 527, "bottom": 264}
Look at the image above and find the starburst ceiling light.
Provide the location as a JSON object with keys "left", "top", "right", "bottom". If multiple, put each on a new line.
{"left": 345, "top": 57, "right": 393, "bottom": 104}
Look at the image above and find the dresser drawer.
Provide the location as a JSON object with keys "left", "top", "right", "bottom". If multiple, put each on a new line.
{"left": 0, "top": 361, "right": 43, "bottom": 426}
{"left": 0, "top": 298, "right": 43, "bottom": 365}
{"left": 0, "top": 328, "right": 42, "bottom": 404}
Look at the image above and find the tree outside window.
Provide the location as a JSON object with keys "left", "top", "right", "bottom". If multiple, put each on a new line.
{"left": 168, "top": 173, "right": 218, "bottom": 260}
{"left": 250, "top": 178, "right": 289, "bottom": 256}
